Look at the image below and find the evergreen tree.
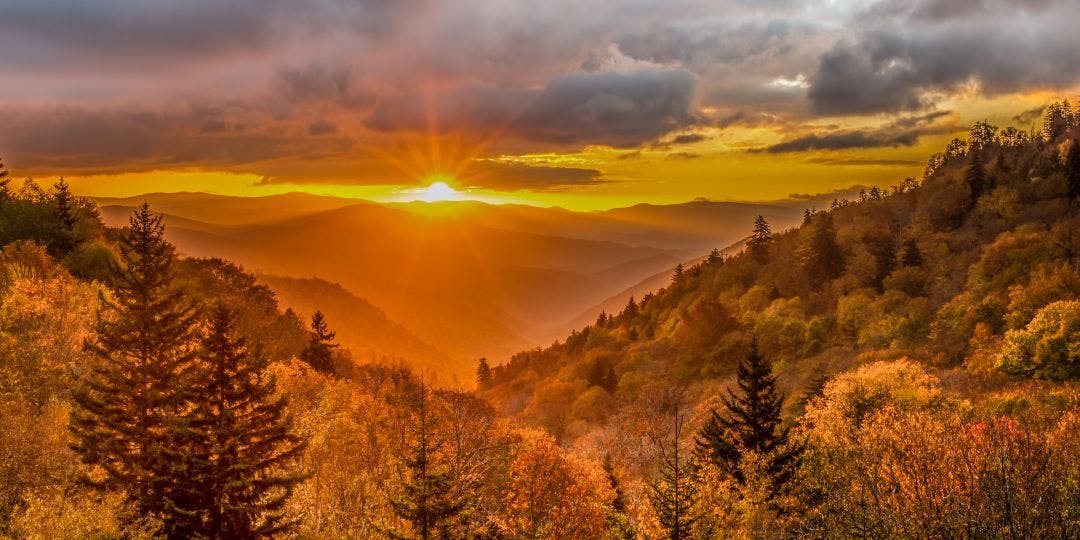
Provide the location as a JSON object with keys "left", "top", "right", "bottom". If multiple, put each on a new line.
{"left": 747, "top": 215, "right": 772, "bottom": 264}
{"left": 387, "top": 380, "right": 465, "bottom": 539}
{"left": 798, "top": 212, "right": 845, "bottom": 287}
{"left": 649, "top": 404, "right": 699, "bottom": 539}
{"left": 793, "top": 370, "right": 830, "bottom": 417}
{"left": 623, "top": 295, "right": 639, "bottom": 320}
{"left": 707, "top": 248, "right": 723, "bottom": 265}
{"left": 695, "top": 340, "right": 801, "bottom": 503}
{"left": 865, "top": 234, "right": 897, "bottom": 291}
{"left": 476, "top": 357, "right": 492, "bottom": 387}
{"left": 965, "top": 150, "right": 987, "bottom": 208}
{"left": 180, "top": 303, "right": 307, "bottom": 538}
{"left": 672, "top": 263, "right": 684, "bottom": 283}
{"left": 70, "top": 203, "right": 201, "bottom": 535}
{"left": 53, "top": 177, "right": 78, "bottom": 230}
{"left": 51, "top": 177, "right": 79, "bottom": 254}
{"left": 299, "top": 310, "right": 338, "bottom": 374}
{"left": 1066, "top": 140, "right": 1080, "bottom": 200}
{"left": 603, "top": 454, "right": 635, "bottom": 540}
{"left": 900, "top": 238, "right": 923, "bottom": 267}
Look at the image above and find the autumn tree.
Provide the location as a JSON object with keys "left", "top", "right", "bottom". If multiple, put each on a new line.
{"left": 649, "top": 401, "right": 699, "bottom": 539}
{"left": 299, "top": 310, "right": 338, "bottom": 374}
{"left": 747, "top": 215, "right": 772, "bottom": 264}
{"left": 70, "top": 203, "right": 201, "bottom": 535}
{"left": 177, "top": 303, "right": 307, "bottom": 538}
{"left": 696, "top": 341, "right": 801, "bottom": 504}
{"left": 387, "top": 380, "right": 466, "bottom": 539}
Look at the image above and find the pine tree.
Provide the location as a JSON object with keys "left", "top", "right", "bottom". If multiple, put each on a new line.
{"left": 299, "top": 310, "right": 338, "bottom": 374}
{"left": 747, "top": 215, "right": 772, "bottom": 264}
{"left": 53, "top": 177, "right": 78, "bottom": 230}
{"left": 900, "top": 238, "right": 923, "bottom": 267}
{"left": 179, "top": 303, "right": 307, "bottom": 538}
{"left": 798, "top": 212, "right": 845, "bottom": 287}
{"left": 623, "top": 296, "right": 639, "bottom": 320}
{"left": 0, "top": 156, "right": 10, "bottom": 199}
{"left": 70, "top": 203, "right": 201, "bottom": 534}
{"left": 695, "top": 340, "right": 801, "bottom": 503}
{"left": 51, "top": 177, "right": 80, "bottom": 255}
{"left": 649, "top": 404, "right": 699, "bottom": 539}
{"left": 476, "top": 357, "right": 492, "bottom": 387}
{"left": 966, "top": 150, "right": 987, "bottom": 208}
{"left": 865, "top": 234, "right": 897, "bottom": 291}
{"left": 707, "top": 248, "right": 723, "bottom": 265}
{"left": 672, "top": 263, "right": 684, "bottom": 283}
{"left": 1066, "top": 140, "right": 1080, "bottom": 200}
{"left": 387, "top": 380, "right": 466, "bottom": 539}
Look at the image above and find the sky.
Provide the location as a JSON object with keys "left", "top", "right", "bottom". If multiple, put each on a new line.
{"left": 0, "top": 0, "right": 1077, "bottom": 210}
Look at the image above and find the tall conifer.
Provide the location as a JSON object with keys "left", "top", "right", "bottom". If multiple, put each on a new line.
{"left": 70, "top": 203, "right": 201, "bottom": 535}
{"left": 299, "top": 310, "right": 338, "bottom": 374}
{"left": 649, "top": 403, "right": 699, "bottom": 539}
{"left": 747, "top": 215, "right": 772, "bottom": 264}
{"left": 387, "top": 380, "right": 465, "bottom": 539}
{"left": 695, "top": 340, "right": 801, "bottom": 503}
{"left": 172, "top": 303, "right": 307, "bottom": 538}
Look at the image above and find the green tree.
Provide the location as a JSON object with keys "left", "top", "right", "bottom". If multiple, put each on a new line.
{"left": 649, "top": 403, "right": 699, "bottom": 539}
{"left": 1065, "top": 140, "right": 1080, "bottom": 200}
{"left": 70, "top": 203, "right": 201, "bottom": 536}
{"left": 672, "top": 263, "right": 684, "bottom": 283}
{"left": 798, "top": 212, "right": 845, "bottom": 287}
{"left": 695, "top": 340, "right": 801, "bottom": 503}
{"left": 299, "top": 310, "right": 338, "bottom": 374}
{"left": 179, "top": 303, "right": 307, "bottom": 538}
{"left": 747, "top": 215, "right": 772, "bottom": 264}
{"left": 476, "top": 357, "right": 492, "bottom": 387}
{"left": 387, "top": 380, "right": 466, "bottom": 539}
{"left": 996, "top": 300, "right": 1080, "bottom": 380}
{"left": 864, "top": 234, "right": 897, "bottom": 291}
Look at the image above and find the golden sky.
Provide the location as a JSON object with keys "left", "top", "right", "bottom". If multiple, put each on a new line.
{"left": 0, "top": 1, "right": 1075, "bottom": 210}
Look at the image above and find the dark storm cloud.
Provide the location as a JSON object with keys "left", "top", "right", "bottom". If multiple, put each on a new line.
{"left": 0, "top": 0, "right": 423, "bottom": 72}
{"left": 2, "top": 0, "right": 1079, "bottom": 180}
{"left": 367, "top": 68, "right": 699, "bottom": 148}
{"left": 808, "top": 0, "right": 1080, "bottom": 114}
{"left": 0, "top": 106, "right": 353, "bottom": 175}
{"left": 760, "top": 111, "right": 954, "bottom": 153}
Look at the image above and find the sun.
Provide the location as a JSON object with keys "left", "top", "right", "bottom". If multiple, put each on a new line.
{"left": 415, "top": 180, "right": 463, "bottom": 202}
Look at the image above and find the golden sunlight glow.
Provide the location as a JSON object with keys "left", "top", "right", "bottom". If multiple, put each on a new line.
{"left": 416, "top": 180, "right": 463, "bottom": 202}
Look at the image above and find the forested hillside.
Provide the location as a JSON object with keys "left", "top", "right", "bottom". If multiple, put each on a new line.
{"left": 1, "top": 102, "right": 1080, "bottom": 538}
{"left": 479, "top": 105, "right": 1080, "bottom": 537}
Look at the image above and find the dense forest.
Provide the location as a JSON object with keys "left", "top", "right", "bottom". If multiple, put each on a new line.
{"left": 1, "top": 102, "right": 1080, "bottom": 538}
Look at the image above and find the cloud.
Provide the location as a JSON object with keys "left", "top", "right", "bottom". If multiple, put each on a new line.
{"left": 808, "top": 0, "right": 1080, "bottom": 114}
{"left": 759, "top": 111, "right": 954, "bottom": 153}
{"left": 463, "top": 161, "right": 603, "bottom": 191}
{"left": 366, "top": 68, "right": 700, "bottom": 148}
{"left": 308, "top": 121, "right": 339, "bottom": 135}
